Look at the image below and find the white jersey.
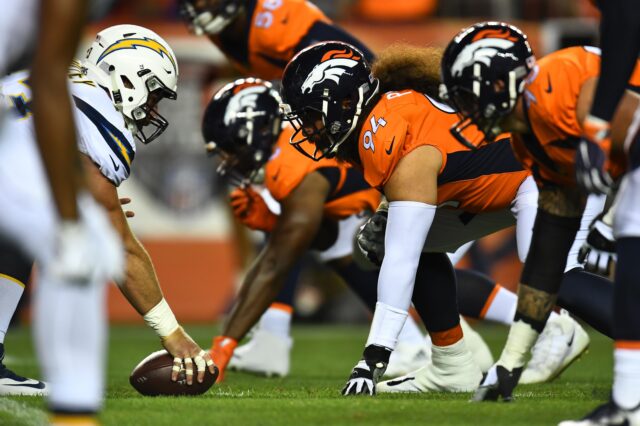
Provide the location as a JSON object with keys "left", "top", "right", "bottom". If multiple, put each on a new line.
{"left": 0, "top": 69, "right": 136, "bottom": 186}
{"left": 0, "top": 0, "right": 38, "bottom": 76}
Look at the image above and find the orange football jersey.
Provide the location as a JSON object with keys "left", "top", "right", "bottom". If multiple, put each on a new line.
{"left": 513, "top": 46, "right": 640, "bottom": 187}
{"left": 213, "top": 0, "right": 330, "bottom": 80}
{"left": 357, "top": 90, "right": 528, "bottom": 213}
{"left": 265, "top": 125, "right": 380, "bottom": 219}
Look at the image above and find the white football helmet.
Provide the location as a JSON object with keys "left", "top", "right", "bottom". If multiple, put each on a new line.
{"left": 84, "top": 24, "right": 179, "bottom": 143}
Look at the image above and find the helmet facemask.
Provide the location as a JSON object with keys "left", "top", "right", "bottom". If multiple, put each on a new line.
{"left": 284, "top": 79, "right": 379, "bottom": 161}
{"left": 179, "top": 0, "right": 243, "bottom": 36}
{"left": 125, "top": 72, "right": 177, "bottom": 144}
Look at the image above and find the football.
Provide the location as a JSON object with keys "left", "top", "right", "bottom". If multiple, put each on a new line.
{"left": 129, "top": 350, "right": 218, "bottom": 396}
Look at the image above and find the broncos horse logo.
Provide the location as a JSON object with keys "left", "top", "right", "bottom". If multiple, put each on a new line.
{"left": 300, "top": 49, "right": 361, "bottom": 94}
{"left": 450, "top": 38, "right": 516, "bottom": 78}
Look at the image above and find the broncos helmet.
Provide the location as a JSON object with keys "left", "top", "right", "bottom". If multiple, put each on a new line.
{"left": 202, "top": 78, "right": 282, "bottom": 185}
{"left": 84, "top": 24, "right": 178, "bottom": 144}
{"left": 440, "top": 22, "right": 535, "bottom": 149}
{"left": 179, "top": 0, "right": 243, "bottom": 36}
{"left": 281, "top": 41, "right": 380, "bottom": 161}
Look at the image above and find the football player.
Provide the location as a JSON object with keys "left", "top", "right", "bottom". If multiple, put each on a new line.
{"left": 562, "top": 0, "right": 640, "bottom": 422}
{"left": 0, "top": 25, "right": 215, "bottom": 418}
{"left": 279, "top": 40, "right": 546, "bottom": 395}
{"left": 178, "top": 0, "right": 374, "bottom": 79}
{"left": 439, "top": 22, "right": 640, "bottom": 406}
{"left": 0, "top": 0, "right": 122, "bottom": 418}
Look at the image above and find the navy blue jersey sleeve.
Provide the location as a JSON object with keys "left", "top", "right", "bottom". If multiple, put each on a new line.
{"left": 590, "top": 0, "right": 640, "bottom": 121}
{"left": 295, "top": 21, "right": 375, "bottom": 63}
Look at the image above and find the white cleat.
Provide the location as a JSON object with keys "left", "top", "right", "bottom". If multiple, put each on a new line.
{"left": 0, "top": 364, "right": 48, "bottom": 396}
{"left": 384, "top": 341, "right": 430, "bottom": 378}
{"left": 520, "top": 310, "right": 590, "bottom": 384}
{"left": 377, "top": 338, "right": 482, "bottom": 393}
{"left": 227, "top": 329, "right": 292, "bottom": 377}
{"left": 460, "top": 317, "right": 494, "bottom": 373}
{"left": 558, "top": 400, "right": 640, "bottom": 426}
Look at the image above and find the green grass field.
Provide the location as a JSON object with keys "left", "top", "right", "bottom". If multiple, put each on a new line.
{"left": 0, "top": 323, "right": 613, "bottom": 426}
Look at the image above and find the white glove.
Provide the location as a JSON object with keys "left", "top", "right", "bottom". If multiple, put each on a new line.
{"left": 578, "top": 212, "right": 616, "bottom": 277}
{"left": 48, "top": 192, "right": 125, "bottom": 285}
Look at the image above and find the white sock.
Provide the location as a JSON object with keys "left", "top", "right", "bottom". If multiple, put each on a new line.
{"left": 0, "top": 274, "right": 26, "bottom": 344}
{"left": 481, "top": 285, "right": 517, "bottom": 326}
{"left": 258, "top": 304, "right": 292, "bottom": 339}
{"left": 498, "top": 320, "right": 539, "bottom": 370}
{"left": 34, "top": 272, "right": 107, "bottom": 412}
{"left": 397, "top": 315, "right": 425, "bottom": 346}
{"left": 613, "top": 348, "right": 640, "bottom": 409}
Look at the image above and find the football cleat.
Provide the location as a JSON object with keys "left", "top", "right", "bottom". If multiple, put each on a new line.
{"left": 520, "top": 310, "right": 590, "bottom": 384}
{"left": 227, "top": 329, "right": 291, "bottom": 377}
{"left": 384, "top": 341, "right": 430, "bottom": 378}
{"left": 460, "top": 317, "right": 494, "bottom": 373}
{"left": 558, "top": 399, "right": 640, "bottom": 426}
{"left": 377, "top": 338, "right": 482, "bottom": 393}
{"left": 472, "top": 364, "right": 523, "bottom": 402}
{"left": 0, "top": 362, "right": 48, "bottom": 396}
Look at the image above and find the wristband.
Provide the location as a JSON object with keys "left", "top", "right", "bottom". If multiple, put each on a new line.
{"left": 143, "top": 298, "right": 180, "bottom": 338}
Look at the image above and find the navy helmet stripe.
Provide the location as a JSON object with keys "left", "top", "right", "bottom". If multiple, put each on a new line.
{"left": 73, "top": 95, "right": 134, "bottom": 174}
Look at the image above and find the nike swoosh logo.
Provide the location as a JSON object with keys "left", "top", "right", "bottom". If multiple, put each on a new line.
{"left": 385, "top": 137, "right": 395, "bottom": 155}
{"left": 272, "top": 169, "right": 280, "bottom": 181}
{"left": 6, "top": 381, "right": 46, "bottom": 389}
{"left": 545, "top": 74, "right": 552, "bottom": 93}
{"left": 110, "top": 156, "right": 121, "bottom": 172}
{"left": 387, "top": 376, "right": 415, "bottom": 386}
{"left": 567, "top": 329, "right": 575, "bottom": 347}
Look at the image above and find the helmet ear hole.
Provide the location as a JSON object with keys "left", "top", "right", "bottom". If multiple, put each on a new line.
{"left": 120, "top": 75, "right": 135, "bottom": 89}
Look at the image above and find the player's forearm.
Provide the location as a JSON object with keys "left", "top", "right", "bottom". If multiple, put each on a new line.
{"left": 118, "top": 237, "right": 164, "bottom": 316}
{"left": 31, "top": 0, "right": 87, "bottom": 221}
{"left": 223, "top": 253, "right": 287, "bottom": 341}
{"left": 591, "top": 0, "right": 640, "bottom": 122}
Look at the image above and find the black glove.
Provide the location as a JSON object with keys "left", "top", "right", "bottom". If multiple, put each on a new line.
{"left": 578, "top": 212, "right": 616, "bottom": 276}
{"left": 355, "top": 202, "right": 388, "bottom": 267}
{"left": 342, "top": 345, "right": 391, "bottom": 396}
{"left": 575, "top": 139, "right": 613, "bottom": 195}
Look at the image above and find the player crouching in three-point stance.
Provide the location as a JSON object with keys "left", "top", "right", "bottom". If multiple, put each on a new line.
{"left": 0, "top": 25, "right": 214, "bottom": 415}
{"left": 279, "top": 41, "right": 552, "bottom": 395}
{"left": 439, "top": 22, "right": 640, "bottom": 407}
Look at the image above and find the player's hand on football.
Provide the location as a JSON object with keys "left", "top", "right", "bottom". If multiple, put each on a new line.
{"left": 119, "top": 197, "right": 135, "bottom": 218}
{"left": 576, "top": 116, "right": 613, "bottom": 195}
{"left": 229, "top": 186, "right": 277, "bottom": 232}
{"left": 355, "top": 201, "right": 388, "bottom": 267}
{"left": 162, "top": 326, "right": 215, "bottom": 385}
{"left": 578, "top": 212, "right": 617, "bottom": 276}
{"left": 342, "top": 345, "right": 390, "bottom": 396}
{"left": 210, "top": 336, "right": 238, "bottom": 383}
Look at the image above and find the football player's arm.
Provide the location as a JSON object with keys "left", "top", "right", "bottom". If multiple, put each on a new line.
{"left": 367, "top": 145, "right": 441, "bottom": 349}
{"left": 590, "top": 0, "right": 640, "bottom": 123}
{"left": 222, "top": 171, "right": 331, "bottom": 341}
{"left": 83, "top": 156, "right": 214, "bottom": 383}
{"left": 30, "top": 0, "right": 88, "bottom": 221}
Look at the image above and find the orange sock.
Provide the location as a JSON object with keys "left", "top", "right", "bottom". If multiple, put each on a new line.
{"left": 429, "top": 323, "right": 463, "bottom": 347}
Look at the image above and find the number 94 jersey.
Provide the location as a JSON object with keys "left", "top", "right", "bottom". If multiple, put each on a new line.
{"left": 356, "top": 90, "right": 528, "bottom": 214}
{"left": 0, "top": 69, "right": 135, "bottom": 186}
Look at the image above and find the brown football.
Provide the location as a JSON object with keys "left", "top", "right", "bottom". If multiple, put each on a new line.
{"left": 129, "top": 350, "right": 218, "bottom": 396}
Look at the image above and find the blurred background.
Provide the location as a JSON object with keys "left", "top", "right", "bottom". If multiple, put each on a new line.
{"left": 16, "top": 0, "right": 601, "bottom": 327}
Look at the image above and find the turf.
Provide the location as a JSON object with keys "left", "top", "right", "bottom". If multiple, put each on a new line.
{"left": 1, "top": 323, "right": 613, "bottom": 426}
